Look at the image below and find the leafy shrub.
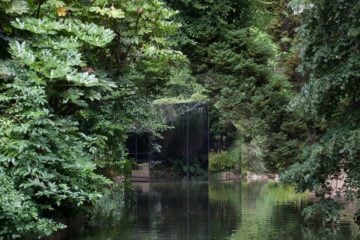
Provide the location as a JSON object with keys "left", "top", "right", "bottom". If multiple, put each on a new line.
{"left": 209, "top": 151, "right": 235, "bottom": 173}
{"left": 284, "top": 0, "right": 360, "bottom": 209}
{"left": 0, "top": 174, "right": 63, "bottom": 239}
{"left": 172, "top": 158, "right": 207, "bottom": 177}
{"left": 0, "top": 0, "right": 183, "bottom": 238}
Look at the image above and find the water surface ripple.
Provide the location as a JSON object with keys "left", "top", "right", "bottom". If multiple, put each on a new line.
{"left": 62, "top": 181, "right": 360, "bottom": 240}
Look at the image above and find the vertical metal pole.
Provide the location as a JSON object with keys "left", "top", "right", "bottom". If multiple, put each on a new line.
{"left": 186, "top": 107, "right": 190, "bottom": 239}
{"left": 135, "top": 133, "right": 138, "bottom": 163}
{"left": 186, "top": 110, "right": 189, "bottom": 181}
{"left": 207, "top": 183, "right": 210, "bottom": 240}
{"left": 149, "top": 184, "right": 151, "bottom": 236}
{"left": 187, "top": 183, "right": 190, "bottom": 240}
{"left": 207, "top": 104, "right": 210, "bottom": 179}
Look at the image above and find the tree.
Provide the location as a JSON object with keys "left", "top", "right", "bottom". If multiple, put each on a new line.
{"left": 168, "top": 0, "right": 306, "bottom": 172}
{"left": 72, "top": 0, "right": 185, "bottom": 172}
{"left": 0, "top": 0, "right": 183, "bottom": 238}
{"left": 0, "top": 1, "right": 116, "bottom": 237}
{"left": 282, "top": 0, "right": 360, "bottom": 222}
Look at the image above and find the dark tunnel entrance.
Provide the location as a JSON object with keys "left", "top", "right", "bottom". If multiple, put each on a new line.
{"left": 126, "top": 102, "right": 209, "bottom": 180}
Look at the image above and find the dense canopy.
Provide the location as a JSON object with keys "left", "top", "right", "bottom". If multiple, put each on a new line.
{"left": 0, "top": 0, "right": 359, "bottom": 238}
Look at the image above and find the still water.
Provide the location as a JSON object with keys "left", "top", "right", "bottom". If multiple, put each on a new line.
{"left": 62, "top": 181, "right": 360, "bottom": 240}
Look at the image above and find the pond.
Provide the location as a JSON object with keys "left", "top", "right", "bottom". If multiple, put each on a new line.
{"left": 58, "top": 181, "right": 360, "bottom": 240}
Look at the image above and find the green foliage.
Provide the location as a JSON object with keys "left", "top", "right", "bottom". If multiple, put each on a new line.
{"left": 0, "top": 1, "right": 115, "bottom": 237}
{"left": 283, "top": 110, "right": 360, "bottom": 196}
{"left": 302, "top": 199, "right": 343, "bottom": 226}
{"left": 209, "top": 151, "right": 235, "bottom": 173}
{"left": 209, "top": 140, "right": 242, "bottom": 173}
{"left": 88, "top": 184, "right": 126, "bottom": 227}
{"left": 75, "top": 0, "right": 186, "bottom": 171}
{"left": 0, "top": 0, "right": 357, "bottom": 234}
{"left": 282, "top": 0, "right": 360, "bottom": 223}
{"left": 0, "top": 0, "right": 184, "bottom": 238}
{"left": 0, "top": 173, "right": 63, "bottom": 239}
{"left": 154, "top": 65, "right": 208, "bottom": 104}
{"left": 169, "top": 0, "right": 306, "bottom": 173}
{"left": 289, "top": 0, "right": 359, "bottom": 119}
{"left": 172, "top": 158, "right": 207, "bottom": 178}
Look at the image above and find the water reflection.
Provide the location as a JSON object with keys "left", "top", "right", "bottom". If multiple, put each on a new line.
{"left": 62, "top": 181, "right": 360, "bottom": 240}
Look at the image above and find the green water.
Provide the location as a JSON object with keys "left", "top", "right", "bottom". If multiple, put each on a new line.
{"left": 60, "top": 181, "right": 360, "bottom": 240}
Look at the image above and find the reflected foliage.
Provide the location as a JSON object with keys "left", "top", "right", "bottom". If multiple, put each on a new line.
{"left": 61, "top": 182, "right": 359, "bottom": 240}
